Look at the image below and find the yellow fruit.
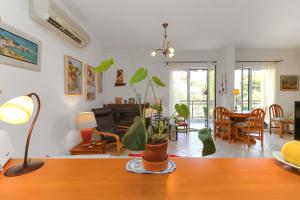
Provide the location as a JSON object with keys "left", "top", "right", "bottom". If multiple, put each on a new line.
{"left": 281, "top": 140, "right": 300, "bottom": 166}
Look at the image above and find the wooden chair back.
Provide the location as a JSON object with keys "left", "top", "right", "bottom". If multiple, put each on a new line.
{"left": 269, "top": 104, "right": 283, "bottom": 119}
{"left": 213, "top": 107, "right": 232, "bottom": 142}
{"left": 213, "top": 106, "right": 230, "bottom": 126}
{"left": 248, "top": 108, "right": 265, "bottom": 130}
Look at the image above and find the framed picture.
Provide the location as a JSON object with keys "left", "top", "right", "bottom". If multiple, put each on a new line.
{"left": 115, "top": 97, "right": 122, "bottom": 104}
{"left": 124, "top": 99, "right": 127, "bottom": 104}
{"left": 0, "top": 21, "right": 42, "bottom": 71}
{"left": 96, "top": 72, "right": 103, "bottom": 94}
{"left": 128, "top": 98, "right": 135, "bottom": 104}
{"left": 280, "top": 75, "right": 299, "bottom": 91}
{"left": 84, "top": 64, "right": 96, "bottom": 101}
{"left": 64, "top": 55, "right": 83, "bottom": 95}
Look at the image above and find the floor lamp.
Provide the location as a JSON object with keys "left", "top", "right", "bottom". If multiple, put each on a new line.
{"left": 0, "top": 93, "right": 43, "bottom": 177}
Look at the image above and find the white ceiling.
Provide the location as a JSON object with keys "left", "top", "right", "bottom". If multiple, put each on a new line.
{"left": 60, "top": 0, "right": 300, "bottom": 50}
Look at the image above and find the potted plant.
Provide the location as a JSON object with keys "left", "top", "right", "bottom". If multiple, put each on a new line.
{"left": 95, "top": 58, "right": 215, "bottom": 172}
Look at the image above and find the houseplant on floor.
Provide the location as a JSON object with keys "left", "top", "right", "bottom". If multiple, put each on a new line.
{"left": 95, "top": 58, "right": 215, "bottom": 172}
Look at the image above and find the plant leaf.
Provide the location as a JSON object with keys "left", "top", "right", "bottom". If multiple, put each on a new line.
{"left": 198, "top": 128, "right": 216, "bottom": 156}
{"left": 150, "top": 103, "right": 162, "bottom": 112}
{"left": 152, "top": 76, "right": 166, "bottom": 87}
{"left": 175, "top": 104, "right": 189, "bottom": 119}
{"left": 121, "top": 117, "right": 146, "bottom": 151}
{"left": 94, "top": 57, "right": 114, "bottom": 73}
{"left": 130, "top": 67, "right": 148, "bottom": 85}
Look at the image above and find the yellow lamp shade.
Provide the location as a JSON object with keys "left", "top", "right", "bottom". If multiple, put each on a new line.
{"left": 0, "top": 96, "right": 33, "bottom": 125}
{"left": 232, "top": 89, "right": 240, "bottom": 96}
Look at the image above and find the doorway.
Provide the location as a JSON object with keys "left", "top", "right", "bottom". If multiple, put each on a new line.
{"left": 170, "top": 66, "right": 216, "bottom": 130}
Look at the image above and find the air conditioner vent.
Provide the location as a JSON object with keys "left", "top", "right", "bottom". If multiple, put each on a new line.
{"left": 47, "top": 17, "right": 82, "bottom": 44}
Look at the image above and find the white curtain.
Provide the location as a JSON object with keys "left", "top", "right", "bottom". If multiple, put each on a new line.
{"left": 261, "top": 63, "right": 276, "bottom": 109}
{"left": 169, "top": 65, "right": 185, "bottom": 117}
{"left": 236, "top": 62, "right": 276, "bottom": 120}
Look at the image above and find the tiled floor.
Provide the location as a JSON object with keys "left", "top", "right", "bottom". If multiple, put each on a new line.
{"left": 106, "top": 130, "right": 294, "bottom": 158}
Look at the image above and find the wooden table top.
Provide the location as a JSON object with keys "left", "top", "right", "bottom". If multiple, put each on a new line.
{"left": 230, "top": 110, "right": 252, "bottom": 118}
{"left": 0, "top": 158, "right": 299, "bottom": 200}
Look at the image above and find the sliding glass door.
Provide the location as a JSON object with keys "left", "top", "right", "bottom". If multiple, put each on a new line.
{"left": 189, "top": 70, "right": 208, "bottom": 130}
{"left": 170, "top": 66, "right": 216, "bottom": 130}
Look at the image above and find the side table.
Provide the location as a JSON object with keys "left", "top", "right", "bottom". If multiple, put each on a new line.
{"left": 70, "top": 140, "right": 106, "bottom": 155}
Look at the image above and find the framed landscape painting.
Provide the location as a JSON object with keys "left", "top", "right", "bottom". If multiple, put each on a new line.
{"left": 84, "top": 64, "right": 96, "bottom": 101}
{"left": 280, "top": 75, "right": 299, "bottom": 91}
{"left": 64, "top": 55, "right": 83, "bottom": 95}
{"left": 0, "top": 21, "right": 41, "bottom": 71}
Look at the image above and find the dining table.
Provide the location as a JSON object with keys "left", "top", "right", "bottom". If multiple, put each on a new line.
{"left": 1, "top": 158, "right": 299, "bottom": 200}
{"left": 229, "top": 110, "right": 256, "bottom": 144}
{"left": 230, "top": 109, "right": 252, "bottom": 119}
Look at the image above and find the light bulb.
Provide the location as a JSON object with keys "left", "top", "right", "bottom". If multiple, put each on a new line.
{"left": 169, "top": 52, "right": 175, "bottom": 58}
{"left": 151, "top": 51, "right": 156, "bottom": 56}
{"left": 169, "top": 47, "right": 174, "bottom": 53}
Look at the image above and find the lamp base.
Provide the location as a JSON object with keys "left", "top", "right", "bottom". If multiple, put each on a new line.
{"left": 4, "top": 160, "right": 44, "bottom": 177}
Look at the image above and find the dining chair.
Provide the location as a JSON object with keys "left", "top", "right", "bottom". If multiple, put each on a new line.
{"left": 213, "top": 107, "right": 232, "bottom": 143}
{"left": 175, "top": 116, "right": 188, "bottom": 136}
{"left": 235, "top": 108, "right": 265, "bottom": 147}
{"left": 269, "top": 104, "right": 284, "bottom": 136}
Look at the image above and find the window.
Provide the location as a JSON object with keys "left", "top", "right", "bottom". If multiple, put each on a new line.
{"left": 234, "top": 64, "right": 276, "bottom": 111}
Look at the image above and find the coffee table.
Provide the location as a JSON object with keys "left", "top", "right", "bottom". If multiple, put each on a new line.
{"left": 70, "top": 140, "right": 106, "bottom": 155}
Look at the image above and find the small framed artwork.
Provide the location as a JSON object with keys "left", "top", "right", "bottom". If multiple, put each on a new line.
{"left": 84, "top": 64, "right": 96, "bottom": 101}
{"left": 0, "top": 21, "right": 42, "bottom": 71}
{"left": 128, "top": 98, "right": 135, "bottom": 104}
{"left": 124, "top": 99, "right": 127, "bottom": 104}
{"left": 115, "top": 97, "right": 122, "bottom": 104}
{"left": 280, "top": 75, "right": 299, "bottom": 91}
{"left": 96, "top": 72, "right": 103, "bottom": 94}
{"left": 64, "top": 55, "right": 83, "bottom": 95}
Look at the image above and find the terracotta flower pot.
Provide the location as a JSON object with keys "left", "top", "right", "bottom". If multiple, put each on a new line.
{"left": 143, "top": 140, "right": 168, "bottom": 172}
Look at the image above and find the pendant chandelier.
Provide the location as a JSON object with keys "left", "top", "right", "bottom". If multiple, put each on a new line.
{"left": 151, "top": 23, "right": 175, "bottom": 58}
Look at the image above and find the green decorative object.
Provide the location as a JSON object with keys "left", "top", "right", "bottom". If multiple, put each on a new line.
{"left": 122, "top": 117, "right": 146, "bottom": 151}
{"left": 130, "top": 67, "right": 148, "bottom": 85}
{"left": 175, "top": 104, "right": 189, "bottom": 119}
{"left": 94, "top": 57, "right": 114, "bottom": 73}
{"left": 198, "top": 128, "right": 216, "bottom": 156}
{"left": 152, "top": 76, "right": 166, "bottom": 87}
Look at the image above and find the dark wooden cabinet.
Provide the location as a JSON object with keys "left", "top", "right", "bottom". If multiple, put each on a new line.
{"left": 104, "top": 104, "right": 150, "bottom": 126}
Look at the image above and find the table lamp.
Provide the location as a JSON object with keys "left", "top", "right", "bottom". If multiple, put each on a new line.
{"left": 232, "top": 89, "right": 240, "bottom": 111}
{"left": 0, "top": 93, "right": 43, "bottom": 177}
{"left": 76, "top": 112, "right": 97, "bottom": 146}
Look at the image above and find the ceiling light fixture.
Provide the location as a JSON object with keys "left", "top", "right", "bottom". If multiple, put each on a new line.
{"left": 151, "top": 23, "right": 175, "bottom": 58}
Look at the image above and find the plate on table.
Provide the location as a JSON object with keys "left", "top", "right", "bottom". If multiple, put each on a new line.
{"left": 272, "top": 151, "right": 300, "bottom": 170}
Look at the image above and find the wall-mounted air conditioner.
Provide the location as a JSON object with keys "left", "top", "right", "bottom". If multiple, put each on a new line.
{"left": 29, "top": 0, "right": 90, "bottom": 48}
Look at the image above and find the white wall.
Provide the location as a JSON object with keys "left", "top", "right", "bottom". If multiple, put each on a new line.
{"left": 0, "top": 0, "right": 104, "bottom": 157}
{"left": 219, "top": 46, "right": 236, "bottom": 108}
{"left": 236, "top": 49, "right": 300, "bottom": 115}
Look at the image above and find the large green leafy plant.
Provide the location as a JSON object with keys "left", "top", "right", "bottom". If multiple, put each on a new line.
{"left": 95, "top": 58, "right": 215, "bottom": 156}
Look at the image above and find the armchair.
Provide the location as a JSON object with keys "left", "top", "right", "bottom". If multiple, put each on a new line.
{"left": 91, "top": 107, "right": 128, "bottom": 155}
